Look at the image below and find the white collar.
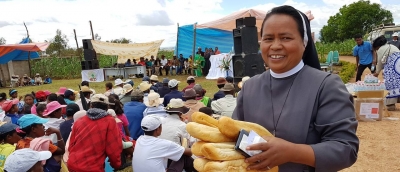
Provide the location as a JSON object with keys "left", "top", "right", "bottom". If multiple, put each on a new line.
{"left": 270, "top": 60, "right": 304, "bottom": 78}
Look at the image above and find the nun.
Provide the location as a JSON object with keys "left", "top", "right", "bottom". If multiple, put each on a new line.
{"left": 232, "top": 5, "right": 359, "bottom": 172}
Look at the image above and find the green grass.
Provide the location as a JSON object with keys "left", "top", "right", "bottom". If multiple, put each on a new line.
{"left": 0, "top": 75, "right": 220, "bottom": 99}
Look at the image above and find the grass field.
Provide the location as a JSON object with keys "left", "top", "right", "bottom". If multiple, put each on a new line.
{"left": 0, "top": 75, "right": 221, "bottom": 99}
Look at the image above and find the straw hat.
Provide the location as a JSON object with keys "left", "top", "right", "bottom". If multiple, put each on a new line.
{"left": 122, "top": 84, "right": 134, "bottom": 95}
{"left": 166, "top": 98, "right": 190, "bottom": 114}
{"left": 145, "top": 91, "right": 164, "bottom": 107}
{"left": 150, "top": 75, "right": 159, "bottom": 81}
{"left": 238, "top": 76, "right": 250, "bottom": 89}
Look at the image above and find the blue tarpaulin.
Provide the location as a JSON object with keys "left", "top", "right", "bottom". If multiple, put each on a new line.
{"left": 175, "top": 24, "right": 233, "bottom": 58}
{"left": 0, "top": 38, "right": 39, "bottom": 64}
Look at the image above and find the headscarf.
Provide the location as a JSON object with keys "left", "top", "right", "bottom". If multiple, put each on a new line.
{"left": 298, "top": 11, "right": 321, "bottom": 70}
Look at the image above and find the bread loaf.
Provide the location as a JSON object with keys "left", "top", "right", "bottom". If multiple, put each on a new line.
{"left": 191, "top": 141, "right": 207, "bottom": 157}
{"left": 201, "top": 142, "right": 245, "bottom": 161}
{"left": 186, "top": 122, "right": 235, "bottom": 142}
{"left": 192, "top": 112, "right": 218, "bottom": 128}
{"left": 218, "top": 116, "right": 273, "bottom": 139}
{"left": 203, "top": 159, "right": 279, "bottom": 172}
{"left": 193, "top": 158, "right": 209, "bottom": 172}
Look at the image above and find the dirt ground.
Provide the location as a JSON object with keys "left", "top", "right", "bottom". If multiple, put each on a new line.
{"left": 338, "top": 56, "right": 400, "bottom": 172}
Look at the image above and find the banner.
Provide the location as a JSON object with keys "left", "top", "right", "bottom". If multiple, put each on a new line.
{"left": 81, "top": 69, "right": 104, "bottom": 82}
{"left": 91, "top": 40, "right": 164, "bottom": 63}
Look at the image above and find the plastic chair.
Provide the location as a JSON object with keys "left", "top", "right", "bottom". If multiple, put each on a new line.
{"left": 332, "top": 51, "right": 340, "bottom": 64}
{"left": 320, "top": 51, "right": 333, "bottom": 71}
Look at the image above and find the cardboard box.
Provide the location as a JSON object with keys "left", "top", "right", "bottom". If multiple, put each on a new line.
{"left": 354, "top": 90, "right": 385, "bottom": 121}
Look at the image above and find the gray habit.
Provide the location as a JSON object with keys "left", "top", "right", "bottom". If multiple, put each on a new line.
{"left": 232, "top": 66, "right": 359, "bottom": 172}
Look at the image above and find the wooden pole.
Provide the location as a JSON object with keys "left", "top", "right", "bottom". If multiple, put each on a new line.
{"left": 74, "top": 29, "right": 81, "bottom": 60}
{"left": 176, "top": 23, "right": 179, "bottom": 56}
{"left": 23, "top": 22, "right": 32, "bottom": 78}
{"left": 89, "top": 21, "right": 95, "bottom": 40}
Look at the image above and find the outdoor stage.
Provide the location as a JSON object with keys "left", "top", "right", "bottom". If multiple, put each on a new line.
{"left": 81, "top": 66, "right": 146, "bottom": 82}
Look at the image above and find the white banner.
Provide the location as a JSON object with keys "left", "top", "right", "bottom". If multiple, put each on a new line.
{"left": 206, "top": 53, "right": 233, "bottom": 79}
{"left": 81, "top": 69, "right": 105, "bottom": 82}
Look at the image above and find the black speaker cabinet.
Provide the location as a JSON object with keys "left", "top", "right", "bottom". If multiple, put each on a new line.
{"left": 233, "top": 27, "right": 259, "bottom": 55}
{"left": 82, "top": 39, "right": 93, "bottom": 50}
{"left": 81, "top": 60, "right": 100, "bottom": 70}
{"left": 232, "top": 53, "right": 265, "bottom": 78}
{"left": 236, "top": 17, "right": 256, "bottom": 28}
{"left": 84, "top": 49, "right": 96, "bottom": 61}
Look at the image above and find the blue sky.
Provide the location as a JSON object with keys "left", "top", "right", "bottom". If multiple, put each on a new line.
{"left": 0, "top": 0, "right": 399, "bottom": 48}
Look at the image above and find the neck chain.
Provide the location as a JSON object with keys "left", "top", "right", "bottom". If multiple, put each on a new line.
{"left": 269, "top": 73, "right": 298, "bottom": 136}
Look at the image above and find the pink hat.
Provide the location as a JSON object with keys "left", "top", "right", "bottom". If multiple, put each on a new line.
{"left": 56, "top": 87, "right": 67, "bottom": 95}
{"left": 43, "top": 101, "right": 66, "bottom": 116}
{"left": 44, "top": 90, "right": 51, "bottom": 96}
{"left": 1, "top": 99, "right": 19, "bottom": 112}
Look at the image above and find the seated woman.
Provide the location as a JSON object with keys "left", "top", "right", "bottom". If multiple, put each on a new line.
{"left": 232, "top": 5, "right": 358, "bottom": 171}
{"left": 125, "top": 59, "right": 132, "bottom": 67}
{"left": 34, "top": 73, "right": 42, "bottom": 85}
{"left": 44, "top": 75, "right": 52, "bottom": 84}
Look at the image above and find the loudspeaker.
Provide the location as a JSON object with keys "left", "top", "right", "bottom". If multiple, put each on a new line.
{"left": 236, "top": 17, "right": 256, "bottom": 28}
{"left": 232, "top": 54, "right": 265, "bottom": 78}
{"left": 84, "top": 49, "right": 96, "bottom": 61}
{"left": 82, "top": 39, "right": 93, "bottom": 50}
{"left": 233, "top": 27, "right": 259, "bottom": 55}
{"left": 81, "top": 60, "right": 100, "bottom": 70}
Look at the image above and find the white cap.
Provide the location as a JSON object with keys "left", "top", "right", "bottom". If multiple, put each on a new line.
{"left": 115, "top": 78, "right": 124, "bottom": 86}
{"left": 4, "top": 148, "right": 52, "bottom": 172}
{"left": 168, "top": 79, "right": 180, "bottom": 88}
{"left": 141, "top": 115, "right": 162, "bottom": 131}
{"left": 393, "top": 32, "right": 399, "bottom": 37}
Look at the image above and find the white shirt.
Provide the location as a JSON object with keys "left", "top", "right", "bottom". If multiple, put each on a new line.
{"left": 113, "top": 87, "right": 123, "bottom": 96}
{"left": 161, "top": 59, "right": 168, "bottom": 66}
{"left": 159, "top": 114, "right": 190, "bottom": 145}
{"left": 75, "top": 98, "right": 91, "bottom": 110}
{"left": 132, "top": 135, "right": 184, "bottom": 172}
{"left": 211, "top": 95, "right": 237, "bottom": 118}
{"left": 43, "top": 117, "right": 65, "bottom": 143}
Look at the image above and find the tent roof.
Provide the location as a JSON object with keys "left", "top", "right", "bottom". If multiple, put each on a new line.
{"left": 196, "top": 9, "right": 267, "bottom": 33}
{"left": 0, "top": 42, "right": 49, "bottom": 57}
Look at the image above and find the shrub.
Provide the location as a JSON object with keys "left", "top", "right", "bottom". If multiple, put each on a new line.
{"left": 338, "top": 61, "right": 357, "bottom": 83}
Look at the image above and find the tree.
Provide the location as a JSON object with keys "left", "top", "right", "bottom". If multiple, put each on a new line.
{"left": 46, "top": 29, "right": 69, "bottom": 56}
{"left": 94, "top": 33, "right": 101, "bottom": 40}
{"left": 0, "top": 37, "right": 6, "bottom": 45}
{"left": 320, "top": 0, "right": 393, "bottom": 43}
{"left": 107, "top": 38, "right": 131, "bottom": 44}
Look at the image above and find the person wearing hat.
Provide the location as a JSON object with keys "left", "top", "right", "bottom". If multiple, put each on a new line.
{"left": 123, "top": 89, "right": 147, "bottom": 140}
{"left": 10, "top": 75, "right": 19, "bottom": 88}
{"left": 193, "top": 84, "right": 211, "bottom": 107}
{"left": 389, "top": 32, "right": 400, "bottom": 49}
{"left": 149, "top": 75, "right": 162, "bottom": 92}
{"left": 64, "top": 89, "right": 77, "bottom": 105}
{"left": 2, "top": 99, "right": 20, "bottom": 125}
{"left": 139, "top": 82, "right": 152, "bottom": 104}
{"left": 225, "top": 76, "right": 234, "bottom": 83}
{"left": 159, "top": 98, "right": 196, "bottom": 172}
{"left": 30, "top": 91, "right": 47, "bottom": 115}
{"left": 68, "top": 94, "right": 122, "bottom": 171}
{"left": 75, "top": 86, "right": 93, "bottom": 110}
{"left": 237, "top": 76, "right": 250, "bottom": 95}
{"left": 132, "top": 115, "right": 192, "bottom": 172}
{"left": 0, "top": 122, "right": 21, "bottom": 170}
{"left": 143, "top": 91, "right": 167, "bottom": 119}
{"left": 163, "top": 79, "right": 184, "bottom": 107}
{"left": 43, "top": 101, "right": 67, "bottom": 144}
{"left": 81, "top": 80, "right": 96, "bottom": 98}
{"left": 213, "top": 77, "right": 227, "bottom": 101}
{"left": 22, "top": 74, "right": 31, "bottom": 86}
{"left": 34, "top": 73, "right": 42, "bottom": 86}
{"left": 120, "top": 84, "right": 135, "bottom": 105}
{"left": 125, "top": 79, "right": 134, "bottom": 87}
{"left": 4, "top": 148, "right": 52, "bottom": 172}
{"left": 8, "top": 89, "right": 23, "bottom": 114}
{"left": 142, "top": 76, "right": 150, "bottom": 83}
{"left": 59, "top": 103, "right": 80, "bottom": 142}
{"left": 114, "top": 78, "right": 125, "bottom": 97}
{"left": 183, "top": 88, "right": 205, "bottom": 122}
{"left": 211, "top": 83, "right": 237, "bottom": 118}
{"left": 158, "top": 78, "right": 171, "bottom": 98}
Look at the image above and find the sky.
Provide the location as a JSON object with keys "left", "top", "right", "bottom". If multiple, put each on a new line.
{"left": 0, "top": 0, "right": 399, "bottom": 48}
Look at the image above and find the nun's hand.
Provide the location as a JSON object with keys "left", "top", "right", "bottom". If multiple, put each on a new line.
{"left": 245, "top": 137, "right": 296, "bottom": 170}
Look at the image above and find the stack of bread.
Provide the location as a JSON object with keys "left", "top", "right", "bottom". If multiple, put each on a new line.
{"left": 187, "top": 112, "right": 279, "bottom": 172}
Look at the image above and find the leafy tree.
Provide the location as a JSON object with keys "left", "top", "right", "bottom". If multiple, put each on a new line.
{"left": 0, "top": 37, "right": 5, "bottom": 45}
{"left": 320, "top": 0, "right": 393, "bottom": 43}
{"left": 94, "top": 33, "right": 101, "bottom": 40}
{"left": 107, "top": 38, "right": 131, "bottom": 44}
{"left": 46, "top": 29, "right": 69, "bottom": 56}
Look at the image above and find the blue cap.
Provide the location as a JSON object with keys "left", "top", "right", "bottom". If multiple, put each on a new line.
{"left": 142, "top": 76, "right": 150, "bottom": 81}
{"left": 0, "top": 123, "right": 18, "bottom": 135}
{"left": 162, "top": 78, "right": 170, "bottom": 84}
{"left": 9, "top": 89, "right": 17, "bottom": 96}
{"left": 18, "top": 114, "right": 49, "bottom": 129}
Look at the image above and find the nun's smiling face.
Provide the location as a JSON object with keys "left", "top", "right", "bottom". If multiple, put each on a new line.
{"left": 260, "top": 14, "right": 305, "bottom": 74}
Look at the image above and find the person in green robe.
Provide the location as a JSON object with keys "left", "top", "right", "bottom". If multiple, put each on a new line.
{"left": 193, "top": 54, "right": 205, "bottom": 77}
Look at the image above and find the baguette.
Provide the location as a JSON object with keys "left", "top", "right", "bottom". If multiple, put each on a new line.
{"left": 191, "top": 141, "right": 207, "bottom": 157}
{"left": 218, "top": 116, "right": 273, "bottom": 139}
{"left": 201, "top": 142, "right": 245, "bottom": 161}
{"left": 192, "top": 112, "right": 218, "bottom": 128}
{"left": 203, "top": 159, "right": 279, "bottom": 172}
{"left": 186, "top": 122, "right": 235, "bottom": 142}
{"left": 193, "top": 158, "right": 209, "bottom": 172}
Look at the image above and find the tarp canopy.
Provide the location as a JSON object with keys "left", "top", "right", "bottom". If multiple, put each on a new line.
{"left": 0, "top": 39, "right": 49, "bottom": 64}
{"left": 91, "top": 39, "right": 164, "bottom": 63}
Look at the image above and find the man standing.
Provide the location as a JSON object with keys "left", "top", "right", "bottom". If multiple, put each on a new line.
{"left": 68, "top": 94, "right": 122, "bottom": 171}
{"left": 353, "top": 34, "right": 374, "bottom": 81}
{"left": 196, "top": 47, "right": 204, "bottom": 57}
{"left": 389, "top": 32, "right": 400, "bottom": 49}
